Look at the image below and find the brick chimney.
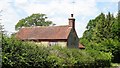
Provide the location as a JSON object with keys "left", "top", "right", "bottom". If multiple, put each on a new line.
{"left": 68, "top": 14, "right": 75, "bottom": 29}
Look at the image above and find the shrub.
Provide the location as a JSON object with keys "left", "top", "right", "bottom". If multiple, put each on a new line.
{"left": 2, "top": 36, "right": 112, "bottom": 68}
{"left": 86, "top": 50, "right": 112, "bottom": 67}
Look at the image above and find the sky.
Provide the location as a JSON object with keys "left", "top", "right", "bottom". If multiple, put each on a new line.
{"left": 0, "top": 0, "right": 119, "bottom": 37}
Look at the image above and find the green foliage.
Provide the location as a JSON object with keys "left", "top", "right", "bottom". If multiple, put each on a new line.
{"left": 80, "top": 12, "right": 119, "bottom": 63}
{"left": 84, "top": 12, "right": 118, "bottom": 42}
{"left": 0, "top": 23, "right": 2, "bottom": 68}
{"left": 86, "top": 50, "right": 112, "bottom": 67}
{"left": 2, "top": 36, "right": 112, "bottom": 67}
{"left": 15, "top": 13, "right": 53, "bottom": 30}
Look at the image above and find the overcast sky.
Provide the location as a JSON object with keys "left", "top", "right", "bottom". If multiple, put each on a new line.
{"left": 0, "top": 0, "right": 119, "bottom": 37}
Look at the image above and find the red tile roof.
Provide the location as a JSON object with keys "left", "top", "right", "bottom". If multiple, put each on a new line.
{"left": 16, "top": 25, "right": 72, "bottom": 40}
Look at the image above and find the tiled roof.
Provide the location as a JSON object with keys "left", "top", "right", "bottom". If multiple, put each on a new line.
{"left": 16, "top": 25, "right": 72, "bottom": 40}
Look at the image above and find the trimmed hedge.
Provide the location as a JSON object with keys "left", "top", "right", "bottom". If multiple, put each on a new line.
{"left": 2, "top": 36, "right": 112, "bottom": 68}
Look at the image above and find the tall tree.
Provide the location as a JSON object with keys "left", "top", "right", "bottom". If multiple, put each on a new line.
{"left": 15, "top": 13, "right": 53, "bottom": 30}
{"left": 82, "top": 12, "right": 118, "bottom": 43}
{"left": 0, "top": 10, "right": 4, "bottom": 38}
{"left": 118, "top": 9, "right": 120, "bottom": 41}
{"left": 80, "top": 12, "right": 120, "bottom": 63}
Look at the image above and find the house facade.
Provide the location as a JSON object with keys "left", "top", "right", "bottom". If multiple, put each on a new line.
{"left": 16, "top": 14, "right": 84, "bottom": 49}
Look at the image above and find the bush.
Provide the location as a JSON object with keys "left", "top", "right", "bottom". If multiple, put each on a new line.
{"left": 81, "top": 38, "right": 120, "bottom": 63}
{"left": 2, "top": 36, "right": 112, "bottom": 68}
{"left": 2, "top": 36, "right": 49, "bottom": 68}
{"left": 86, "top": 50, "right": 112, "bottom": 67}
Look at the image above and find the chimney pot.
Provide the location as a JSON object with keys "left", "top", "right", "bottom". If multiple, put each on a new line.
{"left": 71, "top": 14, "right": 73, "bottom": 17}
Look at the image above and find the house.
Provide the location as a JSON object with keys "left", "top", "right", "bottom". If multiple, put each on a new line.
{"left": 16, "top": 14, "right": 85, "bottom": 49}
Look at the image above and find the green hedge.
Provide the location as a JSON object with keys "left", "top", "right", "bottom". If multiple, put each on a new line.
{"left": 80, "top": 38, "right": 120, "bottom": 63}
{"left": 2, "top": 36, "right": 112, "bottom": 68}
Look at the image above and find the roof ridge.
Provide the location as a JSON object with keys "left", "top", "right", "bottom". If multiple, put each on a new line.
{"left": 21, "top": 25, "right": 71, "bottom": 29}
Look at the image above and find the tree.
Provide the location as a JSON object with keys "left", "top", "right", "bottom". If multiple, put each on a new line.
{"left": 82, "top": 12, "right": 118, "bottom": 43}
{"left": 15, "top": 13, "right": 53, "bottom": 30}
{"left": 118, "top": 10, "right": 120, "bottom": 41}
{"left": 0, "top": 10, "right": 4, "bottom": 44}
{"left": 80, "top": 12, "right": 119, "bottom": 63}
{"left": 0, "top": 10, "right": 3, "bottom": 68}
